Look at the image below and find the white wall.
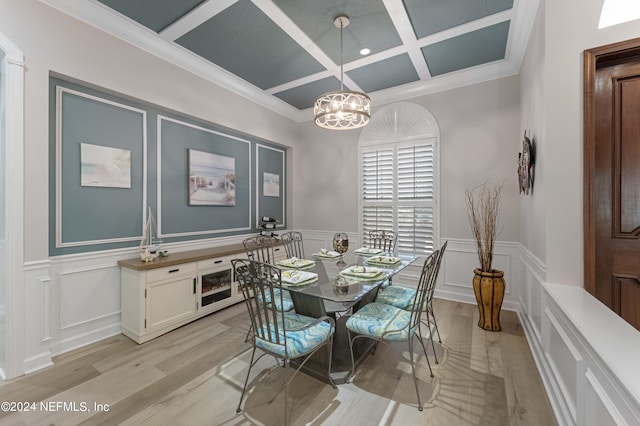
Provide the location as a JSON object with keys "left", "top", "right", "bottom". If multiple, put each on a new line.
{"left": 293, "top": 76, "right": 522, "bottom": 245}
{"left": 518, "top": 0, "right": 546, "bottom": 262}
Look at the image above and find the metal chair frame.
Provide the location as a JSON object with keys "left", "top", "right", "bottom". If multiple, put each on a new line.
{"left": 242, "top": 235, "right": 292, "bottom": 342}
{"left": 233, "top": 259, "right": 335, "bottom": 425}
{"left": 280, "top": 231, "right": 305, "bottom": 259}
{"left": 346, "top": 249, "right": 440, "bottom": 411}
{"left": 422, "top": 240, "right": 447, "bottom": 355}
{"left": 368, "top": 230, "right": 398, "bottom": 255}
{"left": 243, "top": 235, "right": 278, "bottom": 264}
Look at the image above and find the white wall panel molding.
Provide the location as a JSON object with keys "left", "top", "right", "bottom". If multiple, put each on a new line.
{"left": 22, "top": 262, "right": 53, "bottom": 375}
{"left": 583, "top": 369, "right": 626, "bottom": 426}
{"left": 544, "top": 306, "right": 582, "bottom": 423}
{"left": 56, "top": 264, "right": 120, "bottom": 330}
{"left": 517, "top": 275, "right": 640, "bottom": 426}
{"left": 519, "top": 244, "right": 546, "bottom": 342}
{"left": 1, "top": 31, "right": 26, "bottom": 379}
{"left": 434, "top": 238, "right": 520, "bottom": 310}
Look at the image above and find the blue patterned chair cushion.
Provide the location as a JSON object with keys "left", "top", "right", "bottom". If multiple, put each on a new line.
{"left": 255, "top": 312, "right": 333, "bottom": 358}
{"left": 346, "top": 302, "right": 416, "bottom": 341}
{"left": 376, "top": 285, "right": 416, "bottom": 309}
{"left": 259, "top": 288, "right": 295, "bottom": 312}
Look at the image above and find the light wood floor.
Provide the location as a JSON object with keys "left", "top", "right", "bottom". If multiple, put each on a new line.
{"left": 0, "top": 299, "right": 556, "bottom": 425}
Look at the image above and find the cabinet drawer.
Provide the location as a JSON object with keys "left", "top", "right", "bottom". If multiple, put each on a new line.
{"left": 273, "top": 245, "right": 287, "bottom": 261}
{"left": 146, "top": 262, "right": 197, "bottom": 282}
{"left": 198, "top": 254, "right": 235, "bottom": 270}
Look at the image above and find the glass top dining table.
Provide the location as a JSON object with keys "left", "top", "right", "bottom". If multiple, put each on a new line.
{"left": 277, "top": 254, "right": 417, "bottom": 322}
{"left": 276, "top": 253, "right": 418, "bottom": 384}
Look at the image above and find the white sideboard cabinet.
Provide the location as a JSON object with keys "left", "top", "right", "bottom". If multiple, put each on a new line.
{"left": 120, "top": 244, "right": 240, "bottom": 343}
{"left": 118, "top": 240, "right": 286, "bottom": 344}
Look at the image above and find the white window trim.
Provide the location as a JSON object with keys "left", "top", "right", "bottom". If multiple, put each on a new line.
{"left": 357, "top": 102, "right": 441, "bottom": 257}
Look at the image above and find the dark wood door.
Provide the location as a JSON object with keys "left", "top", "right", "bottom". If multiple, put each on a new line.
{"left": 585, "top": 39, "right": 640, "bottom": 330}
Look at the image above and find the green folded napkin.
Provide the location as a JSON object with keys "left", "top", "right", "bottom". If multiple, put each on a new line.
{"left": 365, "top": 255, "right": 401, "bottom": 265}
{"left": 277, "top": 257, "right": 315, "bottom": 268}
{"left": 339, "top": 266, "right": 385, "bottom": 280}
{"left": 280, "top": 270, "right": 318, "bottom": 286}
{"left": 354, "top": 247, "right": 384, "bottom": 255}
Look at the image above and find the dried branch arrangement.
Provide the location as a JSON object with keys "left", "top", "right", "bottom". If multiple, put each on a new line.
{"left": 465, "top": 181, "right": 503, "bottom": 272}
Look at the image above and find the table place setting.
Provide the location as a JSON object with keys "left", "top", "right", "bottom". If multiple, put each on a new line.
{"left": 312, "top": 248, "right": 342, "bottom": 259}
{"left": 280, "top": 269, "right": 318, "bottom": 286}
{"left": 277, "top": 257, "right": 316, "bottom": 269}
{"left": 354, "top": 247, "right": 384, "bottom": 256}
{"left": 339, "top": 265, "right": 385, "bottom": 280}
{"left": 364, "top": 255, "right": 402, "bottom": 266}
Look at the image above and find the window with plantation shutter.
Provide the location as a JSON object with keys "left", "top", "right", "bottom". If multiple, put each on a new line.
{"left": 360, "top": 140, "right": 437, "bottom": 256}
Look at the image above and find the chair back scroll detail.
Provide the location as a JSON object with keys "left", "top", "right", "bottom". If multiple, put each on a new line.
{"left": 281, "top": 231, "right": 305, "bottom": 259}
{"left": 369, "top": 230, "right": 398, "bottom": 255}
{"left": 243, "top": 236, "right": 277, "bottom": 264}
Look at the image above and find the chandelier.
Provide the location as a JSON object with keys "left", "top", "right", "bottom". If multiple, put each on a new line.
{"left": 314, "top": 15, "right": 371, "bottom": 130}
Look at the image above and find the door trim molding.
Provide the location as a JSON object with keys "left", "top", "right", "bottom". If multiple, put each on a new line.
{"left": 583, "top": 37, "right": 640, "bottom": 295}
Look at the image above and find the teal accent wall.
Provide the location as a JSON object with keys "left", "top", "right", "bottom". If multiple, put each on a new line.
{"left": 49, "top": 76, "right": 287, "bottom": 255}
{"left": 159, "top": 117, "right": 251, "bottom": 235}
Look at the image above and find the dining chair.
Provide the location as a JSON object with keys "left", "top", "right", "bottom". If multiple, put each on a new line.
{"left": 368, "top": 230, "right": 398, "bottom": 255}
{"left": 232, "top": 259, "right": 336, "bottom": 425}
{"left": 368, "top": 230, "right": 399, "bottom": 288}
{"left": 242, "top": 236, "right": 295, "bottom": 342}
{"left": 345, "top": 249, "right": 440, "bottom": 411}
{"left": 375, "top": 241, "right": 448, "bottom": 363}
{"left": 243, "top": 235, "right": 279, "bottom": 264}
{"left": 280, "top": 231, "right": 305, "bottom": 259}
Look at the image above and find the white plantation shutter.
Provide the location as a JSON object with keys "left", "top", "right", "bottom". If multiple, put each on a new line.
{"left": 361, "top": 140, "right": 436, "bottom": 255}
{"left": 362, "top": 149, "right": 393, "bottom": 200}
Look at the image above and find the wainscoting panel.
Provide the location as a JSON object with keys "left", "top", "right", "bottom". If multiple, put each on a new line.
{"left": 583, "top": 369, "right": 625, "bottom": 426}
{"left": 545, "top": 307, "right": 581, "bottom": 422}
{"left": 57, "top": 264, "right": 120, "bottom": 330}
{"left": 48, "top": 250, "right": 130, "bottom": 357}
{"left": 22, "top": 261, "right": 53, "bottom": 374}
{"left": 436, "top": 239, "right": 519, "bottom": 310}
{"left": 517, "top": 245, "right": 640, "bottom": 426}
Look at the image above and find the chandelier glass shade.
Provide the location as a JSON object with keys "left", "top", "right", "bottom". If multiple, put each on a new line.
{"left": 314, "top": 15, "right": 371, "bottom": 130}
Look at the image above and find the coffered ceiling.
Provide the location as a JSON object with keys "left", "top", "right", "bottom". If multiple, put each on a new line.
{"left": 40, "top": 0, "right": 538, "bottom": 123}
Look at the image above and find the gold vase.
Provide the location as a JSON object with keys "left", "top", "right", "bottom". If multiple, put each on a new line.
{"left": 472, "top": 268, "right": 505, "bottom": 331}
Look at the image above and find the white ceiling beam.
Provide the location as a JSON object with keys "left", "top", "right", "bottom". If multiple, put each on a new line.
{"left": 382, "top": 0, "right": 431, "bottom": 80}
{"left": 159, "top": 0, "right": 238, "bottom": 42}
{"left": 251, "top": 0, "right": 366, "bottom": 93}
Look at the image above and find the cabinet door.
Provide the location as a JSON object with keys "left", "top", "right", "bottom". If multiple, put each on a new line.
{"left": 146, "top": 275, "right": 196, "bottom": 331}
{"left": 199, "top": 266, "right": 233, "bottom": 312}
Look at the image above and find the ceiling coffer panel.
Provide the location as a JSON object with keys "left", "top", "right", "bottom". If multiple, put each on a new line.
{"left": 403, "top": 0, "right": 514, "bottom": 38}
{"left": 348, "top": 54, "right": 420, "bottom": 93}
{"left": 176, "top": 0, "right": 325, "bottom": 90}
{"left": 422, "top": 21, "right": 510, "bottom": 77}
{"left": 97, "top": 0, "right": 207, "bottom": 33}
{"left": 273, "top": 76, "right": 343, "bottom": 111}
{"left": 273, "top": 0, "right": 402, "bottom": 64}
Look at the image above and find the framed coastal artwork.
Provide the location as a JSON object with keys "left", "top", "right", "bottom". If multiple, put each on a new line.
{"left": 80, "top": 143, "right": 131, "bottom": 188}
{"left": 188, "top": 149, "right": 236, "bottom": 206}
{"left": 263, "top": 172, "right": 280, "bottom": 197}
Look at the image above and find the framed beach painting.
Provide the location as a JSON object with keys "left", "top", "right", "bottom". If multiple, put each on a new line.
{"left": 188, "top": 149, "right": 236, "bottom": 206}
{"left": 80, "top": 143, "right": 131, "bottom": 188}
{"left": 263, "top": 172, "right": 280, "bottom": 197}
